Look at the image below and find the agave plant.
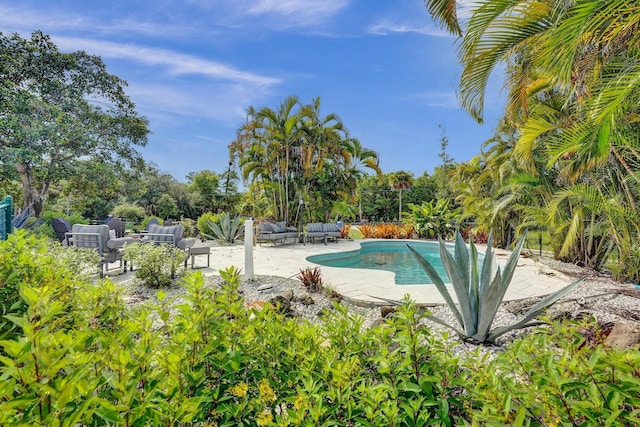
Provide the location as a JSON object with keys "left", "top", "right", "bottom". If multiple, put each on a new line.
{"left": 203, "top": 212, "right": 244, "bottom": 243}
{"left": 403, "top": 232, "right": 581, "bottom": 343}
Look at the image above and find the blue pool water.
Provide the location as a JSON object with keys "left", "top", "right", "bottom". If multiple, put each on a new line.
{"left": 306, "top": 240, "right": 451, "bottom": 285}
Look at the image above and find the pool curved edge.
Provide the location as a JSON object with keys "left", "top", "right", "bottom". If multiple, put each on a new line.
{"left": 300, "top": 239, "right": 453, "bottom": 305}
{"left": 305, "top": 239, "right": 452, "bottom": 287}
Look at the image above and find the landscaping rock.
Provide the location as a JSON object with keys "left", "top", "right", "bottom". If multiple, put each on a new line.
{"left": 380, "top": 306, "right": 396, "bottom": 318}
{"left": 300, "top": 295, "right": 315, "bottom": 306}
{"left": 268, "top": 295, "right": 294, "bottom": 317}
{"left": 282, "top": 289, "right": 295, "bottom": 301}
{"left": 605, "top": 322, "right": 640, "bottom": 349}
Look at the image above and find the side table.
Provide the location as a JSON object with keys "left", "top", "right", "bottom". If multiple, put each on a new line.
{"left": 189, "top": 246, "right": 211, "bottom": 269}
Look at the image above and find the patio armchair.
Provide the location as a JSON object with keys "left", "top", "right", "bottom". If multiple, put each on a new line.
{"left": 142, "top": 224, "right": 197, "bottom": 266}
{"left": 107, "top": 217, "right": 127, "bottom": 238}
{"left": 51, "top": 217, "right": 72, "bottom": 244}
{"left": 65, "top": 224, "right": 133, "bottom": 277}
{"left": 306, "top": 222, "right": 341, "bottom": 245}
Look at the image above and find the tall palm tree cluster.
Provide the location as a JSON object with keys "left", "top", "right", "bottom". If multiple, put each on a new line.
{"left": 440, "top": 0, "right": 640, "bottom": 281}
{"left": 229, "top": 96, "right": 382, "bottom": 226}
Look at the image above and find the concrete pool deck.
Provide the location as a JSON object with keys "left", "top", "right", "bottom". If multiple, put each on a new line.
{"left": 183, "top": 238, "right": 575, "bottom": 306}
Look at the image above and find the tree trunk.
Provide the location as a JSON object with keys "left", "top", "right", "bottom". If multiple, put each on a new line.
{"left": 15, "top": 161, "right": 45, "bottom": 217}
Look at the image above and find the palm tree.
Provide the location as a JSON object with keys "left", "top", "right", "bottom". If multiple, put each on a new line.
{"left": 231, "top": 96, "right": 304, "bottom": 222}
{"left": 389, "top": 171, "right": 414, "bottom": 222}
{"left": 230, "top": 96, "right": 383, "bottom": 224}
{"left": 423, "top": 0, "right": 461, "bottom": 36}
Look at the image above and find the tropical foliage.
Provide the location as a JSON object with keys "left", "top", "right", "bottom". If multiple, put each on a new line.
{"left": 406, "top": 199, "right": 459, "bottom": 240}
{"left": 406, "top": 232, "right": 582, "bottom": 343}
{"left": 295, "top": 266, "right": 324, "bottom": 293}
{"left": 440, "top": 0, "right": 640, "bottom": 281}
{"left": 203, "top": 212, "right": 244, "bottom": 243}
{"left": 122, "top": 241, "right": 187, "bottom": 287}
{"left": 357, "top": 222, "right": 415, "bottom": 239}
{"left": 230, "top": 96, "right": 382, "bottom": 224}
{"left": 3, "top": 232, "right": 639, "bottom": 425}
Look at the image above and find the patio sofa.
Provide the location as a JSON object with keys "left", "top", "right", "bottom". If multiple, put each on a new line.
{"left": 306, "top": 222, "right": 342, "bottom": 245}
{"left": 65, "top": 224, "right": 134, "bottom": 277}
{"left": 256, "top": 221, "right": 299, "bottom": 246}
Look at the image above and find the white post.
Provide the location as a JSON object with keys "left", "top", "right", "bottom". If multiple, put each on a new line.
{"left": 244, "top": 218, "right": 254, "bottom": 280}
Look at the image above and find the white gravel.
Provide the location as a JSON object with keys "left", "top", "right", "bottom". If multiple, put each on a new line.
{"left": 120, "top": 254, "right": 640, "bottom": 354}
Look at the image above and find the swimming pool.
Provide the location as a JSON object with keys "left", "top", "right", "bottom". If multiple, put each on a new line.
{"left": 306, "top": 240, "right": 451, "bottom": 285}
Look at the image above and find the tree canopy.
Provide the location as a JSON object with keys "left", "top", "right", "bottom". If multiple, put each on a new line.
{"left": 0, "top": 31, "right": 149, "bottom": 217}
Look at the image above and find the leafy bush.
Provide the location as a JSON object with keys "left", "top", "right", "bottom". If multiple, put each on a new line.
{"left": 179, "top": 218, "right": 197, "bottom": 238}
{"left": 33, "top": 210, "right": 86, "bottom": 240}
{"left": 296, "top": 266, "right": 323, "bottom": 292}
{"left": 0, "top": 231, "right": 90, "bottom": 341}
{"left": 464, "top": 319, "right": 640, "bottom": 425}
{"left": 203, "top": 212, "right": 244, "bottom": 243}
{"left": 196, "top": 212, "right": 218, "bottom": 237}
{"left": 406, "top": 199, "right": 459, "bottom": 239}
{"left": 406, "top": 232, "right": 582, "bottom": 343}
{"left": 122, "top": 241, "right": 187, "bottom": 287}
{"left": 1, "top": 233, "right": 638, "bottom": 425}
{"left": 111, "top": 203, "right": 145, "bottom": 222}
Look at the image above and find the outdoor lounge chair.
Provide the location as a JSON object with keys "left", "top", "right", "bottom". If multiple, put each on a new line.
{"left": 65, "top": 224, "right": 133, "bottom": 277}
{"left": 256, "top": 221, "right": 299, "bottom": 246}
{"left": 306, "top": 222, "right": 341, "bottom": 245}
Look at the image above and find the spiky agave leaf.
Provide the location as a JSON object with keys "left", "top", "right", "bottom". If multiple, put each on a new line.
{"left": 204, "top": 213, "right": 244, "bottom": 243}
{"left": 486, "top": 279, "right": 583, "bottom": 342}
{"left": 406, "top": 245, "right": 464, "bottom": 329}
{"left": 474, "top": 235, "right": 527, "bottom": 340}
{"left": 437, "top": 235, "right": 476, "bottom": 336}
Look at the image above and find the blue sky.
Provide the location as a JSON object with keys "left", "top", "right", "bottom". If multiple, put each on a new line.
{"left": 1, "top": 0, "right": 505, "bottom": 183}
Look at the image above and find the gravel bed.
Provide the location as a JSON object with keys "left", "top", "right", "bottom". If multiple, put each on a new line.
{"left": 120, "top": 255, "right": 640, "bottom": 356}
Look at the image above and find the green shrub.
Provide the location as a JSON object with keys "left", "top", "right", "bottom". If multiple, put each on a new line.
{"left": 2, "top": 232, "right": 636, "bottom": 425}
{"left": 35, "top": 210, "right": 86, "bottom": 240}
{"left": 122, "top": 242, "right": 187, "bottom": 287}
{"left": 406, "top": 199, "right": 459, "bottom": 239}
{"left": 111, "top": 204, "right": 145, "bottom": 222}
{"left": 0, "top": 231, "right": 91, "bottom": 340}
{"left": 196, "top": 212, "right": 218, "bottom": 237}
{"left": 463, "top": 319, "right": 640, "bottom": 425}
{"left": 179, "top": 218, "right": 198, "bottom": 238}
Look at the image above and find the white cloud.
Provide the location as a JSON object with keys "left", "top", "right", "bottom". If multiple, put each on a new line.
{"left": 0, "top": 4, "right": 198, "bottom": 40}
{"left": 54, "top": 37, "right": 280, "bottom": 87}
{"left": 247, "top": 0, "right": 348, "bottom": 18}
{"left": 414, "top": 91, "right": 460, "bottom": 108}
{"left": 367, "top": 21, "right": 452, "bottom": 38}
{"left": 197, "top": 0, "right": 351, "bottom": 29}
